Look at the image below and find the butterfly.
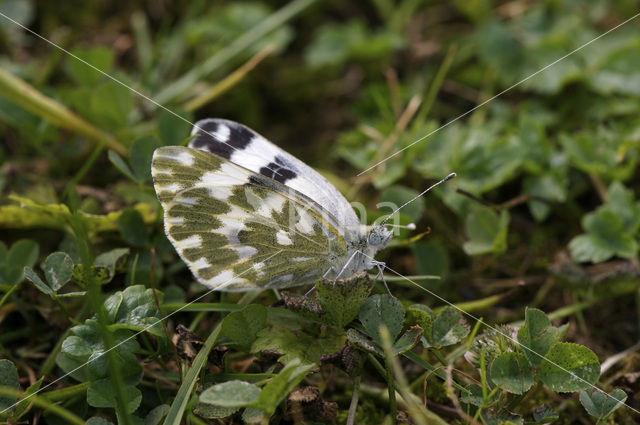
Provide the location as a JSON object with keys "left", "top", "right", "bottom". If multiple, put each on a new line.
{"left": 151, "top": 119, "right": 395, "bottom": 292}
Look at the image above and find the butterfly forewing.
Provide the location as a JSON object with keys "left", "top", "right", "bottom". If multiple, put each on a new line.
{"left": 189, "top": 119, "right": 361, "bottom": 229}
{"left": 152, "top": 146, "right": 348, "bottom": 291}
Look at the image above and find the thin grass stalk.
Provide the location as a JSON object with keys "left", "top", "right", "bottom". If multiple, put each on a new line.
{"left": 0, "top": 386, "right": 86, "bottom": 425}
{"left": 155, "top": 0, "right": 316, "bottom": 104}
{"left": 184, "top": 44, "right": 276, "bottom": 112}
{"left": 380, "top": 325, "right": 449, "bottom": 425}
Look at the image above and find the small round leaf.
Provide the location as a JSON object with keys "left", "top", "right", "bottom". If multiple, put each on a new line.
{"left": 538, "top": 342, "right": 600, "bottom": 392}
{"left": 43, "top": 252, "right": 74, "bottom": 291}
{"left": 490, "top": 352, "right": 534, "bottom": 394}
{"left": 199, "top": 380, "right": 261, "bottom": 408}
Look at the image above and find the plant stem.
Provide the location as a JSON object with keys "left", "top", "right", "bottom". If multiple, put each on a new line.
{"left": 380, "top": 328, "right": 448, "bottom": 425}
{"left": 346, "top": 375, "right": 361, "bottom": 425}
{"left": 0, "top": 67, "right": 127, "bottom": 156}
{"left": 0, "top": 283, "right": 20, "bottom": 309}
{"left": 414, "top": 43, "right": 457, "bottom": 125}
{"left": 0, "top": 386, "right": 86, "bottom": 425}
{"left": 41, "top": 382, "right": 90, "bottom": 402}
{"left": 384, "top": 354, "right": 398, "bottom": 425}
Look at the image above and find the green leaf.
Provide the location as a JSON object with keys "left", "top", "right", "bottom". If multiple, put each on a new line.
{"left": 579, "top": 388, "right": 627, "bottom": 420}
{"left": 117, "top": 209, "right": 149, "bottom": 248}
{"left": 109, "top": 151, "right": 137, "bottom": 182}
{"left": 428, "top": 307, "right": 470, "bottom": 347}
{"left": 157, "top": 108, "right": 192, "bottom": 146}
{"left": 192, "top": 402, "right": 238, "bottom": 419}
{"left": 254, "top": 359, "right": 315, "bottom": 415}
{"left": 463, "top": 207, "right": 510, "bottom": 255}
{"left": 253, "top": 321, "right": 345, "bottom": 364}
{"left": 1, "top": 239, "right": 39, "bottom": 285}
{"left": 346, "top": 328, "right": 383, "bottom": 356}
{"left": 393, "top": 325, "right": 423, "bottom": 354}
{"left": 194, "top": 395, "right": 240, "bottom": 419}
{"left": 87, "top": 378, "right": 142, "bottom": 413}
{"left": 560, "top": 131, "right": 635, "bottom": 181}
{"left": 517, "top": 308, "right": 558, "bottom": 368}
{"left": 569, "top": 209, "right": 638, "bottom": 263}
{"left": 314, "top": 272, "right": 372, "bottom": 328}
{"left": 359, "top": 294, "right": 404, "bottom": 344}
{"left": 43, "top": 252, "right": 74, "bottom": 291}
{"left": 57, "top": 318, "right": 142, "bottom": 382}
{"left": 221, "top": 304, "right": 267, "bottom": 351}
{"left": 460, "top": 384, "right": 482, "bottom": 407}
{"left": 87, "top": 80, "right": 133, "bottom": 130}
{"left": 23, "top": 267, "right": 52, "bottom": 294}
{"left": 130, "top": 136, "right": 160, "bottom": 183}
{"left": 72, "top": 248, "right": 130, "bottom": 286}
{"left": 476, "top": 21, "right": 524, "bottom": 84}
{"left": 604, "top": 182, "right": 640, "bottom": 234}
{"left": 199, "top": 380, "right": 261, "bottom": 408}
{"left": 490, "top": 352, "right": 534, "bottom": 395}
{"left": 0, "top": 359, "right": 19, "bottom": 414}
{"left": 143, "top": 404, "right": 170, "bottom": 425}
{"left": 104, "top": 285, "right": 164, "bottom": 336}
{"left": 304, "top": 20, "right": 401, "bottom": 68}
{"left": 523, "top": 172, "right": 567, "bottom": 222}
{"left": 411, "top": 242, "right": 450, "bottom": 278}
{"left": 95, "top": 248, "right": 130, "bottom": 272}
{"left": 538, "top": 342, "right": 600, "bottom": 392}
{"left": 66, "top": 47, "right": 114, "bottom": 86}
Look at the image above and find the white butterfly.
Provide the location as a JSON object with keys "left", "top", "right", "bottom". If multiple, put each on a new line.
{"left": 151, "top": 119, "right": 394, "bottom": 291}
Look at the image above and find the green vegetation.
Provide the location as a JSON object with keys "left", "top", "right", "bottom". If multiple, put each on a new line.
{"left": 1, "top": 0, "right": 639, "bottom": 424}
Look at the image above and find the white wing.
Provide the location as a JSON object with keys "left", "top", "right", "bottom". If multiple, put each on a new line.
{"left": 188, "top": 118, "right": 360, "bottom": 229}
{"left": 152, "top": 146, "right": 349, "bottom": 291}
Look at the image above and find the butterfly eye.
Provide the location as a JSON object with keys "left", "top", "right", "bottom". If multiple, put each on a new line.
{"left": 368, "top": 233, "right": 381, "bottom": 245}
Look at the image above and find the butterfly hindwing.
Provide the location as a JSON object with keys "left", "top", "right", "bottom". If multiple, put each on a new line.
{"left": 152, "top": 146, "right": 348, "bottom": 291}
{"left": 189, "top": 119, "right": 361, "bottom": 229}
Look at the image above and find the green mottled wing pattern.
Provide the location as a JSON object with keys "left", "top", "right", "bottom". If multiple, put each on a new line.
{"left": 152, "top": 146, "right": 347, "bottom": 291}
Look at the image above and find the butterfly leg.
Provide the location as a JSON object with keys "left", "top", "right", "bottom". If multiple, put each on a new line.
{"left": 304, "top": 266, "right": 334, "bottom": 297}
{"left": 373, "top": 261, "right": 392, "bottom": 296}
{"left": 334, "top": 250, "right": 361, "bottom": 281}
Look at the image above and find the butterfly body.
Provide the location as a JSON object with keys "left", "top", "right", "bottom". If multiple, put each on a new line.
{"left": 152, "top": 119, "right": 392, "bottom": 291}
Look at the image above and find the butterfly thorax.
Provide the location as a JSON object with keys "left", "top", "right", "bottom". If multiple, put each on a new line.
{"left": 333, "top": 225, "right": 393, "bottom": 277}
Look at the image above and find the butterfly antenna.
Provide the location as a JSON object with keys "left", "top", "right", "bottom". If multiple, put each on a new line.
{"left": 385, "top": 223, "right": 417, "bottom": 230}
{"left": 381, "top": 172, "right": 456, "bottom": 225}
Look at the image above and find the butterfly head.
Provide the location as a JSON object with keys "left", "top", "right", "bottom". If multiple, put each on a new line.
{"left": 367, "top": 225, "right": 393, "bottom": 250}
